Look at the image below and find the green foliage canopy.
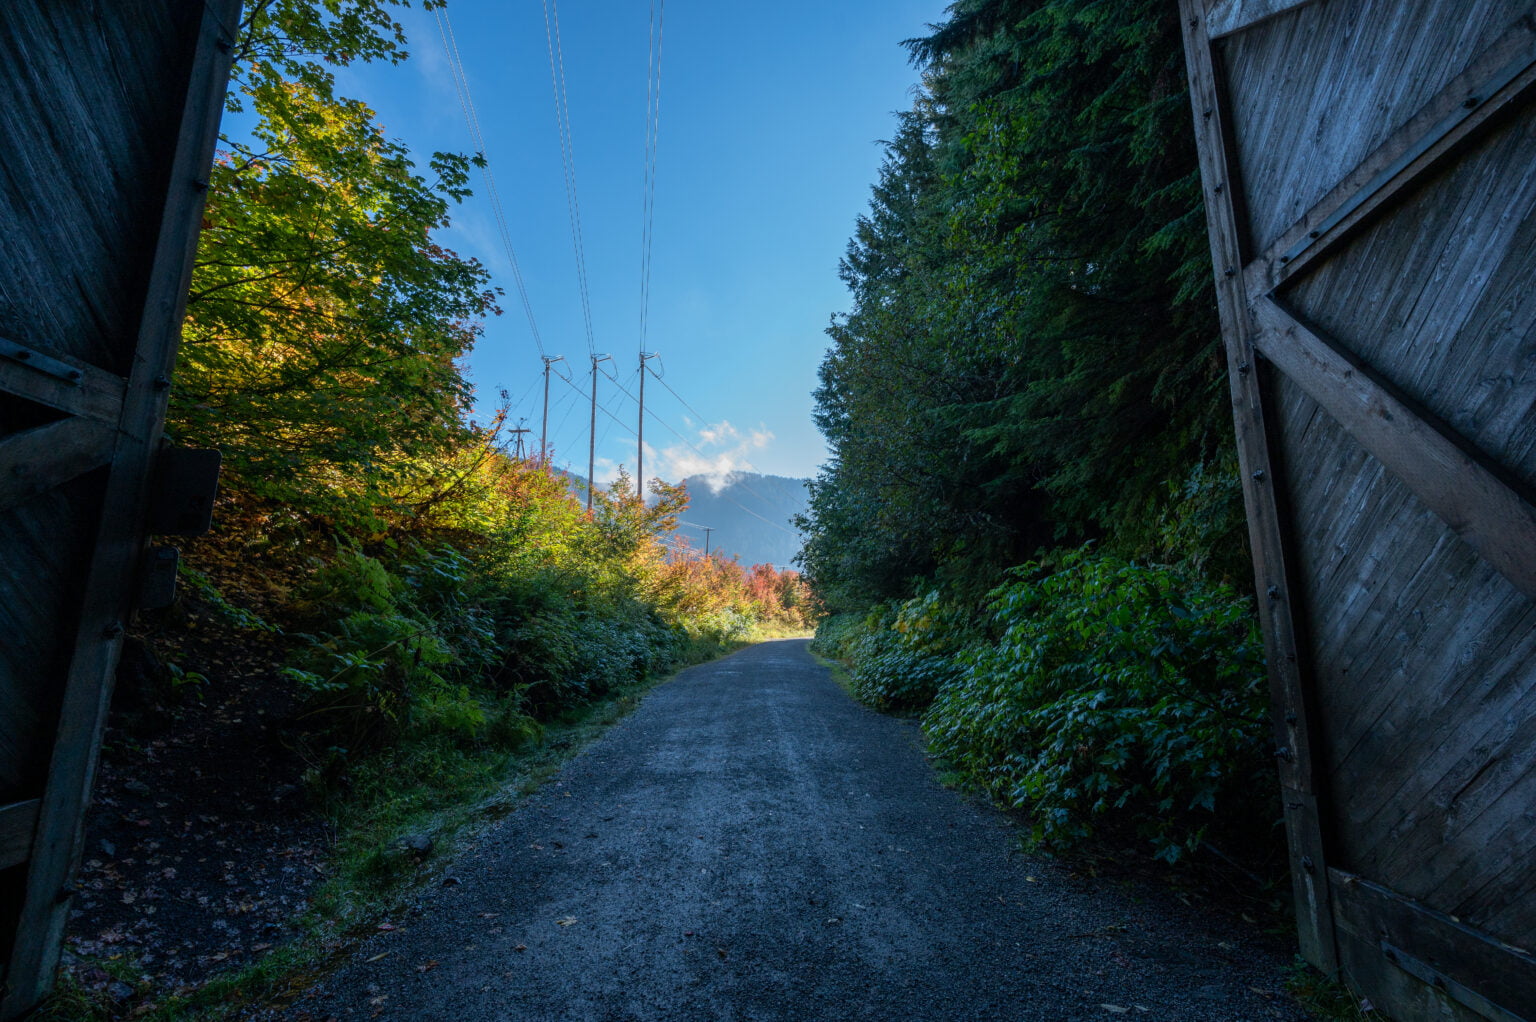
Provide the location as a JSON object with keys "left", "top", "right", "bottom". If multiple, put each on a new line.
{"left": 801, "top": 0, "right": 1242, "bottom": 610}
{"left": 172, "top": 0, "right": 498, "bottom": 529}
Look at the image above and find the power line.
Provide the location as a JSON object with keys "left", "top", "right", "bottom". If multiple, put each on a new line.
{"left": 555, "top": 367, "right": 638, "bottom": 441}
{"left": 541, "top": 0, "right": 597, "bottom": 356}
{"left": 639, "top": 0, "right": 666, "bottom": 353}
{"left": 558, "top": 358, "right": 800, "bottom": 539}
{"left": 650, "top": 362, "right": 709, "bottom": 425}
{"left": 433, "top": 9, "right": 545, "bottom": 358}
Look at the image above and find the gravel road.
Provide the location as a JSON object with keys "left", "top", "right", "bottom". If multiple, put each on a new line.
{"left": 269, "top": 639, "right": 1306, "bottom": 1021}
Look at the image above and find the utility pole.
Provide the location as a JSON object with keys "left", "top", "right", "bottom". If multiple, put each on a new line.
{"left": 637, "top": 351, "right": 658, "bottom": 499}
{"left": 587, "top": 353, "right": 611, "bottom": 512}
{"left": 702, "top": 526, "right": 714, "bottom": 558}
{"left": 508, "top": 425, "right": 531, "bottom": 460}
{"left": 540, "top": 355, "right": 565, "bottom": 464}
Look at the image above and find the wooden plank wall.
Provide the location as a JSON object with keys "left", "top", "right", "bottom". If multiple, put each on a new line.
{"left": 0, "top": 2, "right": 238, "bottom": 1016}
{"left": 1182, "top": 1, "right": 1536, "bottom": 1019}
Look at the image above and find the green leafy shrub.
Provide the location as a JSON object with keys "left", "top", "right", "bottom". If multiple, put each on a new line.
{"left": 849, "top": 626, "right": 958, "bottom": 711}
{"left": 496, "top": 599, "right": 681, "bottom": 717}
{"left": 285, "top": 610, "right": 456, "bottom": 747}
{"left": 825, "top": 592, "right": 976, "bottom": 711}
{"left": 808, "top": 612, "right": 865, "bottom": 661}
{"left": 924, "top": 550, "right": 1270, "bottom": 861}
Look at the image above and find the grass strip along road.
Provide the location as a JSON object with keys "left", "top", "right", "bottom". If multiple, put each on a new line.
{"left": 265, "top": 639, "right": 1304, "bottom": 1021}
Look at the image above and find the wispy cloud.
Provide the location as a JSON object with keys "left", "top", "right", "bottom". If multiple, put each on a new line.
{"left": 655, "top": 420, "right": 773, "bottom": 493}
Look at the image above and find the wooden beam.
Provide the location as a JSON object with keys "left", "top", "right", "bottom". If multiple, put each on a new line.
{"left": 1252, "top": 297, "right": 1536, "bottom": 601}
{"left": 1205, "top": 0, "right": 1321, "bottom": 41}
{"left": 1246, "top": 16, "right": 1536, "bottom": 298}
{"left": 0, "top": 417, "right": 116, "bottom": 513}
{"left": 1180, "top": 0, "right": 1339, "bottom": 974}
{"left": 0, "top": 348, "right": 126, "bottom": 425}
{"left": 0, "top": 800, "right": 40, "bottom": 871}
{"left": 1329, "top": 868, "right": 1536, "bottom": 1022}
{"left": 0, "top": 2, "right": 241, "bottom": 1016}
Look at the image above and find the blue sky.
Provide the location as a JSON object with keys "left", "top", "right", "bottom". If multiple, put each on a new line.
{"left": 335, "top": 0, "right": 943, "bottom": 485}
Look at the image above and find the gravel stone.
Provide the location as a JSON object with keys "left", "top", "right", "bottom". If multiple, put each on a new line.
{"left": 261, "top": 639, "right": 1305, "bottom": 1021}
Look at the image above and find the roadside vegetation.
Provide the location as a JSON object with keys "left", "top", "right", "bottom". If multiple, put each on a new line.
{"left": 800, "top": 0, "right": 1283, "bottom": 874}
{"left": 48, "top": 2, "right": 811, "bottom": 1016}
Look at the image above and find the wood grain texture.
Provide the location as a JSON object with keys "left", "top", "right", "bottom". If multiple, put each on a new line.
{"left": 1330, "top": 869, "right": 1536, "bottom": 1022}
{"left": 1206, "top": 0, "right": 1322, "bottom": 40}
{"left": 1180, "top": 0, "right": 1339, "bottom": 973}
{"left": 0, "top": 801, "right": 39, "bottom": 872}
{"left": 0, "top": 476, "right": 100, "bottom": 801}
{"left": 0, "top": 352, "right": 126, "bottom": 425}
{"left": 0, "top": 1, "right": 240, "bottom": 1016}
{"left": 1186, "top": 0, "right": 1536, "bottom": 1014}
{"left": 0, "top": 417, "right": 116, "bottom": 513}
{"left": 1253, "top": 297, "right": 1536, "bottom": 600}
{"left": 1246, "top": 15, "right": 1536, "bottom": 296}
{"left": 1267, "top": 374, "right": 1536, "bottom": 948}
{"left": 1281, "top": 109, "right": 1536, "bottom": 496}
{"left": 1217, "top": 0, "right": 1517, "bottom": 254}
{"left": 0, "top": 1, "right": 185, "bottom": 374}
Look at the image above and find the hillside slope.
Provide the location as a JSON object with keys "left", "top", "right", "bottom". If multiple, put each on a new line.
{"left": 678, "top": 473, "right": 807, "bottom": 568}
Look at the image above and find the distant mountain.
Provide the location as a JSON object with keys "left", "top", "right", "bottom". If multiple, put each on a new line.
{"left": 545, "top": 466, "right": 807, "bottom": 569}
{"left": 677, "top": 472, "right": 808, "bottom": 569}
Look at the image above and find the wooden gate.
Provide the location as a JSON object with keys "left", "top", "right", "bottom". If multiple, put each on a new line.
{"left": 1181, "top": 2, "right": 1536, "bottom": 1019}
{"left": 0, "top": 2, "right": 237, "bottom": 1016}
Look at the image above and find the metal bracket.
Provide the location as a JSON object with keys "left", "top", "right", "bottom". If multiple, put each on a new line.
{"left": 137, "top": 546, "right": 180, "bottom": 611}
{"left": 146, "top": 448, "right": 221, "bottom": 536}
{"left": 0, "top": 336, "right": 85, "bottom": 386}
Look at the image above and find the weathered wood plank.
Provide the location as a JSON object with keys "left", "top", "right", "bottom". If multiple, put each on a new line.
{"left": 0, "top": 341, "right": 126, "bottom": 425}
{"left": 1265, "top": 360, "right": 1536, "bottom": 945}
{"left": 0, "top": 1, "right": 241, "bottom": 1015}
{"left": 0, "top": 2, "right": 182, "bottom": 372}
{"left": 1206, "top": 0, "right": 1322, "bottom": 41}
{"left": 0, "top": 483, "right": 101, "bottom": 802}
{"left": 1330, "top": 869, "right": 1536, "bottom": 1022}
{"left": 1218, "top": 0, "right": 1518, "bottom": 254}
{"left": 1280, "top": 111, "right": 1536, "bottom": 494}
{"left": 1252, "top": 297, "right": 1536, "bottom": 600}
{"left": 1368, "top": 683, "right": 1536, "bottom": 918}
{"left": 0, "top": 417, "right": 116, "bottom": 514}
{"left": 1180, "top": 0, "right": 1338, "bottom": 974}
{"left": 1246, "top": 14, "right": 1536, "bottom": 297}
{"left": 0, "top": 799, "right": 39, "bottom": 871}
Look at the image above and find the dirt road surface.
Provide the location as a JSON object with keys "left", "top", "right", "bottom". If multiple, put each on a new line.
{"left": 266, "top": 639, "right": 1305, "bottom": 1021}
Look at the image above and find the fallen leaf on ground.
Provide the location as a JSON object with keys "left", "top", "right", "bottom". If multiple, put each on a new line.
{"left": 376, "top": 923, "right": 398, "bottom": 931}
{"left": 1101, "top": 1006, "right": 1129, "bottom": 1015}
{"left": 416, "top": 960, "right": 438, "bottom": 973}
{"left": 556, "top": 917, "right": 577, "bottom": 927}
{"left": 365, "top": 952, "right": 390, "bottom": 963}
{"left": 513, "top": 944, "right": 527, "bottom": 952}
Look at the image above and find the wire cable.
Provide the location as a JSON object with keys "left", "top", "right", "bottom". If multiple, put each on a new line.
{"left": 555, "top": 370, "right": 639, "bottom": 441}
{"left": 639, "top": 0, "right": 666, "bottom": 353}
{"left": 434, "top": 9, "right": 546, "bottom": 358}
{"left": 541, "top": 0, "right": 597, "bottom": 356}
